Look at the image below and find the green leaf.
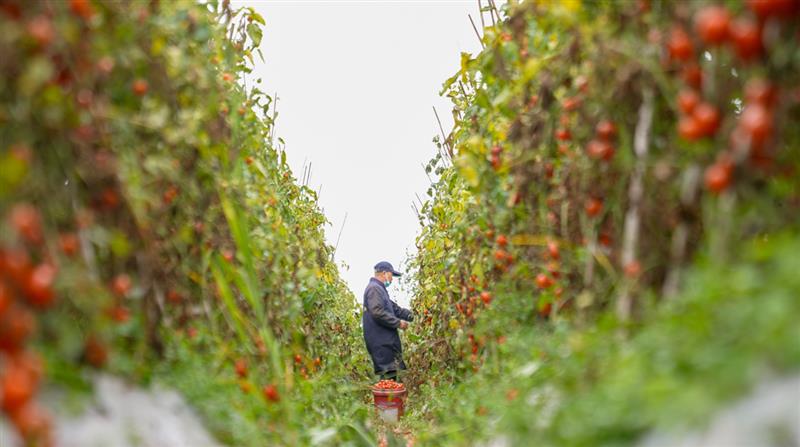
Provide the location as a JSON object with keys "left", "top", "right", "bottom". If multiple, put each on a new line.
{"left": 247, "top": 23, "right": 263, "bottom": 47}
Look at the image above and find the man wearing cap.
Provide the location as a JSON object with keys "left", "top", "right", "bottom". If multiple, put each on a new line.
{"left": 362, "top": 261, "right": 413, "bottom": 381}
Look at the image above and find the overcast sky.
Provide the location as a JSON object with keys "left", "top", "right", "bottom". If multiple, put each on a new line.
{"left": 237, "top": 1, "right": 487, "bottom": 307}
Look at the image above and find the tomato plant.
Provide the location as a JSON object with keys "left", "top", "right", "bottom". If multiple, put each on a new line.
{"left": 402, "top": 0, "right": 800, "bottom": 444}
{"left": 0, "top": 1, "right": 369, "bottom": 445}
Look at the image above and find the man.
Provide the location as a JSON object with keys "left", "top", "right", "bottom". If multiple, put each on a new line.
{"left": 362, "top": 261, "right": 413, "bottom": 381}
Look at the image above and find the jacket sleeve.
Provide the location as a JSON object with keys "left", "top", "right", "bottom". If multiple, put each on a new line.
{"left": 365, "top": 287, "right": 401, "bottom": 329}
{"left": 391, "top": 300, "right": 414, "bottom": 322}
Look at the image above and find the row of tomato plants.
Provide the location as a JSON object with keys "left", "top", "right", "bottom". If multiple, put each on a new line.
{"left": 403, "top": 0, "right": 799, "bottom": 442}
{"left": 0, "top": 1, "right": 368, "bottom": 445}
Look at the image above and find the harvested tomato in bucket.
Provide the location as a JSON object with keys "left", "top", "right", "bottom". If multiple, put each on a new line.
{"left": 371, "top": 379, "right": 407, "bottom": 423}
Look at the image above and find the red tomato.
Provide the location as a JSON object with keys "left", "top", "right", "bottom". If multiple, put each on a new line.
{"left": 586, "top": 139, "right": 615, "bottom": 161}
{"left": 1, "top": 249, "right": 31, "bottom": 289}
{"left": 166, "top": 290, "right": 182, "bottom": 304}
{"left": 692, "top": 102, "right": 720, "bottom": 137}
{"left": 730, "top": 18, "right": 763, "bottom": 61}
{"left": 374, "top": 379, "right": 405, "bottom": 391}
{"left": 740, "top": 103, "right": 773, "bottom": 146}
{"left": 1, "top": 363, "right": 37, "bottom": 412}
{"left": 624, "top": 260, "right": 642, "bottom": 278}
{"left": 69, "top": 0, "right": 94, "bottom": 19}
{"left": 547, "top": 240, "right": 560, "bottom": 260}
{"left": 704, "top": 161, "right": 733, "bottom": 194}
{"left": 108, "top": 305, "right": 130, "bottom": 323}
{"left": 100, "top": 187, "right": 119, "bottom": 209}
{"left": 222, "top": 249, "right": 234, "bottom": 262}
{"left": 58, "top": 233, "right": 80, "bottom": 257}
{"left": 263, "top": 384, "right": 280, "bottom": 402}
{"left": 85, "top": 336, "right": 108, "bottom": 368}
{"left": 544, "top": 162, "right": 554, "bottom": 178}
{"left": 574, "top": 75, "right": 589, "bottom": 93}
{"left": 10, "top": 403, "right": 52, "bottom": 443}
{"left": 132, "top": 79, "right": 148, "bottom": 96}
{"left": 111, "top": 274, "right": 132, "bottom": 297}
{"left": 0, "top": 281, "right": 10, "bottom": 317}
{"left": 96, "top": 56, "right": 114, "bottom": 75}
{"left": 0, "top": 306, "right": 35, "bottom": 353}
{"left": 555, "top": 128, "right": 571, "bottom": 141}
{"left": 746, "top": 0, "right": 799, "bottom": 18}
{"left": 496, "top": 234, "right": 508, "bottom": 247}
{"left": 744, "top": 78, "right": 776, "bottom": 107}
{"left": 678, "top": 115, "right": 703, "bottom": 141}
{"left": 480, "top": 291, "right": 492, "bottom": 305}
{"left": 9, "top": 204, "right": 42, "bottom": 245}
{"left": 491, "top": 154, "right": 503, "bottom": 171}
{"left": 9, "top": 351, "right": 44, "bottom": 384}
{"left": 535, "top": 274, "right": 553, "bottom": 289}
{"left": 595, "top": 120, "right": 617, "bottom": 140}
{"left": 163, "top": 186, "right": 179, "bottom": 205}
{"left": 585, "top": 198, "right": 603, "bottom": 218}
{"left": 547, "top": 261, "right": 561, "bottom": 278}
{"left": 667, "top": 27, "right": 693, "bottom": 61}
{"left": 694, "top": 5, "right": 731, "bottom": 45}
{"left": 23, "top": 263, "right": 57, "bottom": 309}
{"left": 563, "top": 97, "right": 582, "bottom": 112}
{"left": 677, "top": 89, "right": 700, "bottom": 114}
{"left": 234, "top": 358, "right": 248, "bottom": 378}
{"left": 538, "top": 302, "right": 552, "bottom": 318}
{"left": 26, "top": 16, "right": 53, "bottom": 47}
{"left": 681, "top": 64, "right": 703, "bottom": 89}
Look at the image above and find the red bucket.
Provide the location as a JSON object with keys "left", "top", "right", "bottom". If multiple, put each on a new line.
{"left": 371, "top": 386, "right": 407, "bottom": 423}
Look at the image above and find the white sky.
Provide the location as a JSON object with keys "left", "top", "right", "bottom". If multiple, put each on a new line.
{"left": 238, "top": 1, "right": 486, "bottom": 307}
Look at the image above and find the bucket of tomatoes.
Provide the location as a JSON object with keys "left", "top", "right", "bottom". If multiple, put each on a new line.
{"left": 371, "top": 379, "right": 407, "bottom": 423}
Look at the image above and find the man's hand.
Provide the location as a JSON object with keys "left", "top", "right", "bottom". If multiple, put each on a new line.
{"left": 399, "top": 321, "right": 408, "bottom": 330}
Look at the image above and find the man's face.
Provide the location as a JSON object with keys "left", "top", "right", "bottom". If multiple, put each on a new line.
{"left": 382, "top": 271, "right": 394, "bottom": 284}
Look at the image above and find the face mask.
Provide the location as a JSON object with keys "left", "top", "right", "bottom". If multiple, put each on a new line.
{"left": 383, "top": 275, "right": 392, "bottom": 288}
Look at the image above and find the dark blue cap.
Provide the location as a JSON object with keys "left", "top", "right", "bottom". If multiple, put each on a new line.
{"left": 374, "top": 261, "right": 402, "bottom": 277}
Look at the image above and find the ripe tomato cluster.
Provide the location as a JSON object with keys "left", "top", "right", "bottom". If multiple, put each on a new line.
{"left": 1, "top": 195, "right": 143, "bottom": 442}
{"left": 262, "top": 384, "right": 280, "bottom": 403}
{"left": 374, "top": 379, "right": 405, "bottom": 391}
{"left": 490, "top": 145, "right": 503, "bottom": 170}
{"left": 666, "top": 2, "right": 797, "bottom": 194}
{"left": 0, "top": 204, "right": 60, "bottom": 445}
{"left": 586, "top": 120, "right": 617, "bottom": 162}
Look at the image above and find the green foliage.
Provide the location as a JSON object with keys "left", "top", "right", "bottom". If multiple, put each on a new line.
{"left": 0, "top": 0, "right": 369, "bottom": 444}
{"left": 404, "top": 231, "right": 800, "bottom": 446}
{"left": 402, "top": 1, "right": 800, "bottom": 445}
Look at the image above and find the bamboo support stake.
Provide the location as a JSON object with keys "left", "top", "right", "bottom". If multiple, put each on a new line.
{"left": 617, "top": 87, "right": 654, "bottom": 322}
{"left": 433, "top": 106, "right": 454, "bottom": 159}
{"left": 662, "top": 164, "right": 700, "bottom": 299}
{"left": 332, "top": 212, "right": 347, "bottom": 260}
{"left": 468, "top": 14, "right": 485, "bottom": 48}
{"left": 488, "top": 0, "right": 499, "bottom": 25}
{"left": 269, "top": 92, "right": 279, "bottom": 145}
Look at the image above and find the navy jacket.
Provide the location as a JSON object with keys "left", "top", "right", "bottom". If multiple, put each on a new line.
{"left": 362, "top": 277, "right": 413, "bottom": 374}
